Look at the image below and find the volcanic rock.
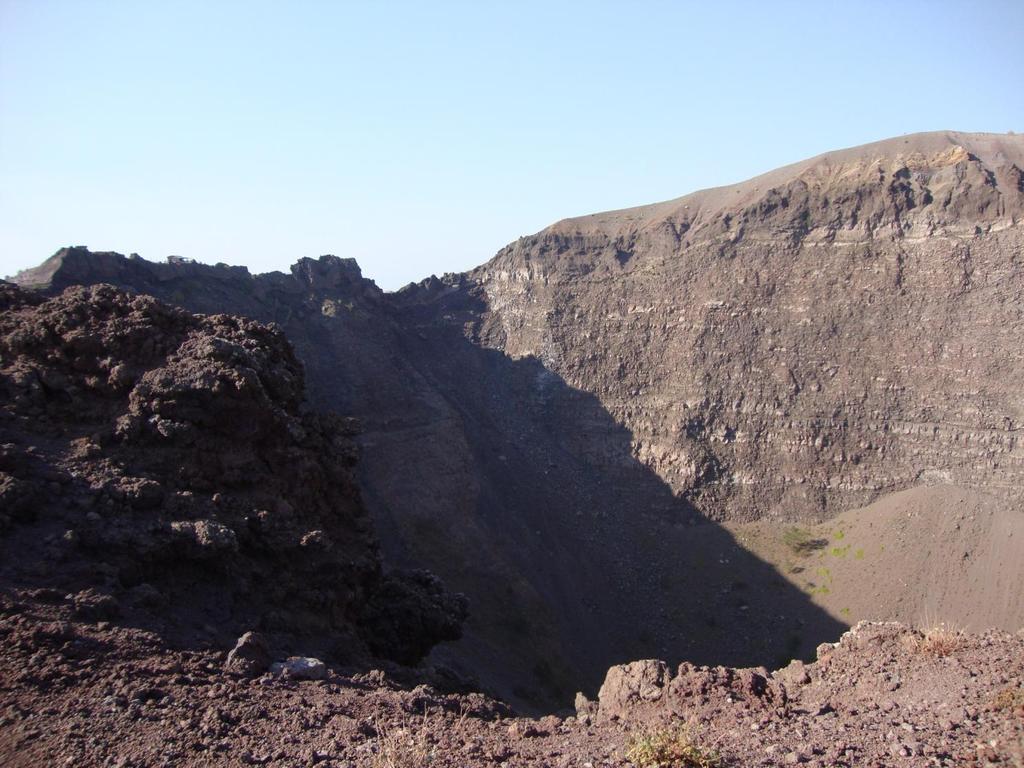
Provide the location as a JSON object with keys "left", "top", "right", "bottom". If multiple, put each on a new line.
{"left": 597, "top": 659, "right": 671, "bottom": 719}
{"left": 0, "top": 282, "right": 463, "bottom": 667}
{"left": 225, "top": 631, "right": 272, "bottom": 677}
{"left": 269, "top": 656, "right": 327, "bottom": 681}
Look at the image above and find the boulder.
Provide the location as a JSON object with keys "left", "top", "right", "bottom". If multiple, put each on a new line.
{"left": 224, "top": 631, "right": 271, "bottom": 677}
{"left": 597, "top": 659, "right": 670, "bottom": 720}
{"left": 71, "top": 589, "right": 120, "bottom": 622}
{"left": 270, "top": 656, "right": 327, "bottom": 680}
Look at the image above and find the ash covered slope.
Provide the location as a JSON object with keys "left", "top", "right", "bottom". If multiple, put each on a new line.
{"left": 474, "top": 130, "right": 1024, "bottom": 520}
{"left": 0, "top": 282, "right": 465, "bottom": 666}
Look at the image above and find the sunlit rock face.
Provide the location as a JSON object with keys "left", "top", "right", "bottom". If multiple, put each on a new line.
{"left": 471, "top": 131, "right": 1024, "bottom": 522}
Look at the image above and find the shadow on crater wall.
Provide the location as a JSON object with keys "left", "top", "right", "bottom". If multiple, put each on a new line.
{"left": 33, "top": 251, "right": 847, "bottom": 713}
{"left": 374, "top": 285, "right": 846, "bottom": 711}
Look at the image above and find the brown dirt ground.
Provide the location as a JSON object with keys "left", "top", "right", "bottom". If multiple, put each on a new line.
{"left": 2, "top": 590, "right": 1021, "bottom": 767}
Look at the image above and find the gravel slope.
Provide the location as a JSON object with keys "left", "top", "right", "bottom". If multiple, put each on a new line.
{"left": 730, "top": 485, "right": 1024, "bottom": 633}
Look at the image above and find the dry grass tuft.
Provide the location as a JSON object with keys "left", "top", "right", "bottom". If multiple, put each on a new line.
{"left": 370, "top": 710, "right": 439, "bottom": 768}
{"left": 626, "top": 724, "right": 722, "bottom": 768}
{"left": 369, "top": 703, "right": 472, "bottom": 768}
{"left": 904, "top": 622, "right": 966, "bottom": 657}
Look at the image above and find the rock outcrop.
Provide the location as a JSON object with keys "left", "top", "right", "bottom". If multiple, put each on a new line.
{"left": 224, "top": 631, "right": 272, "bottom": 678}
{"left": 0, "top": 282, "right": 465, "bottom": 665}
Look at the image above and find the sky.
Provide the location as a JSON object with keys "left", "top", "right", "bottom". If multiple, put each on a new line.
{"left": 1, "top": 1, "right": 1022, "bottom": 290}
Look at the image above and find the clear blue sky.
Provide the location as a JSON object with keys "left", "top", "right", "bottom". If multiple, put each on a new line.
{"left": 2, "top": 1, "right": 1022, "bottom": 290}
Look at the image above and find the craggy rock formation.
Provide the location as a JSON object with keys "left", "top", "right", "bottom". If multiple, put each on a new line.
{"left": 11, "top": 131, "right": 1024, "bottom": 711}
{"left": 19, "top": 132, "right": 1024, "bottom": 529}
{"left": 0, "top": 282, "right": 465, "bottom": 665}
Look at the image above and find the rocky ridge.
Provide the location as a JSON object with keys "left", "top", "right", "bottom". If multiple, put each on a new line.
{"left": 11, "top": 247, "right": 849, "bottom": 709}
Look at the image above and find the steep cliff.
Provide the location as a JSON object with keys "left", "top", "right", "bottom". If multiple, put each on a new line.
{"left": 472, "top": 131, "right": 1024, "bottom": 520}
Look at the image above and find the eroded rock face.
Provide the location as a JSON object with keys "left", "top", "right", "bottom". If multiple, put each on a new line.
{"left": 0, "top": 282, "right": 464, "bottom": 665}
{"left": 16, "top": 135, "right": 1024, "bottom": 530}
{"left": 471, "top": 132, "right": 1024, "bottom": 521}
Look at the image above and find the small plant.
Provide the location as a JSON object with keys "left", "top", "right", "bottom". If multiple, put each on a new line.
{"left": 782, "top": 526, "right": 808, "bottom": 552}
{"left": 370, "top": 704, "right": 472, "bottom": 768}
{"left": 625, "top": 725, "right": 721, "bottom": 768}
{"left": 371, "top": 710, "right": 438, "bottom": 768}
{"left": 990, "top": 684, "right": 1024, "bottom": 716}
{"left": 905, "top": 622, "right": 965, "bottom": 657}
{"left": 782, "top": 527, "right": 828, "bottom": 556}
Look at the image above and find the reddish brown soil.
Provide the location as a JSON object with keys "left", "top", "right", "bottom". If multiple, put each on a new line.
{"left": 1, "top": 593, "right": 1021, "bottom": 767}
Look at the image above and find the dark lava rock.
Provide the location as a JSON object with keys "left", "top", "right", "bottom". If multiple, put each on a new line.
{"left": 360, "top": 570, "right": 469, "bottom": 666}
{"left": 72, "top": 589, "right": 120, "bottom": 622}
{"left": 225, "top": 631, "right": 272, "bottom": 678}
{"left": 0, "top": 282, "right": 463, "bottom": 666}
